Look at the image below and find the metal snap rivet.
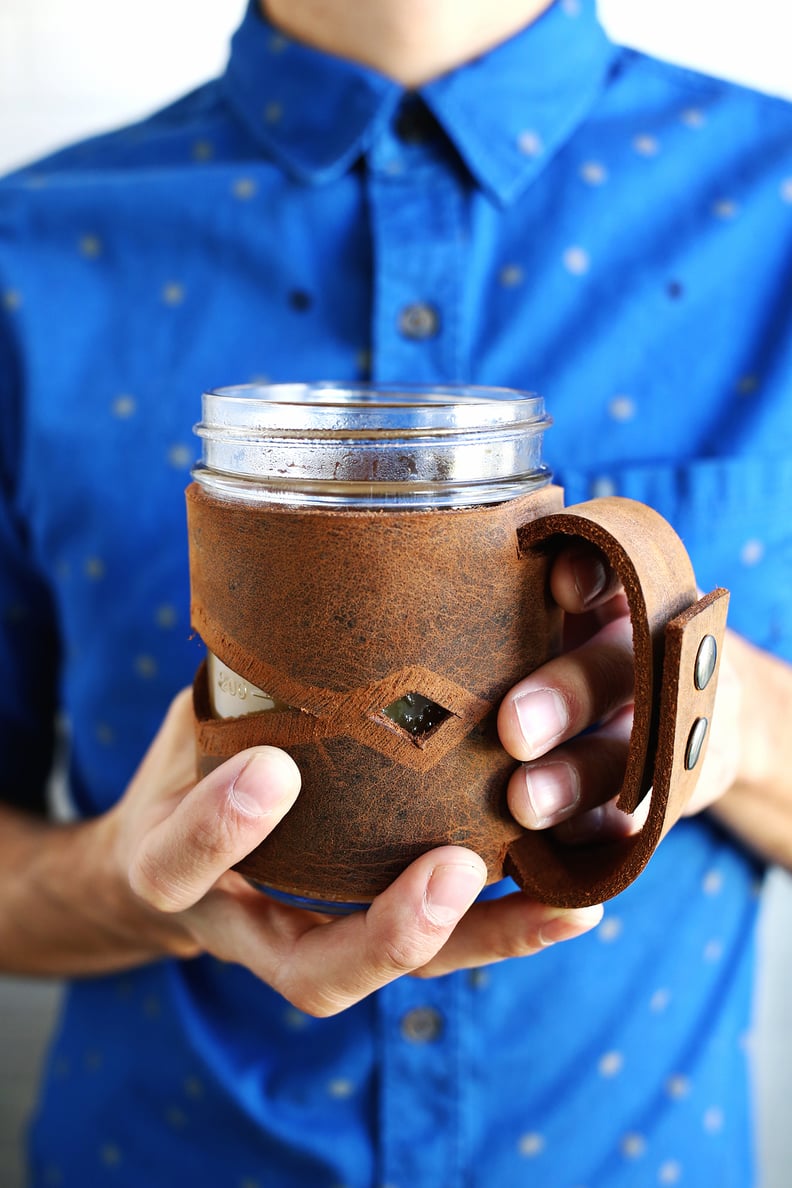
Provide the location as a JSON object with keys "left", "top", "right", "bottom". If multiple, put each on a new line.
{"left": 398, "top": 303, "right": 440, "bottom": 340}
{"left": 685, "top": 717, "right": 709, "bottom": 771}
{"left": 694, "top": 635, "right": 718, "bottom": 690}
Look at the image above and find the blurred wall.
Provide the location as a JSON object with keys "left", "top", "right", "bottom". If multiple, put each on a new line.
{"left": 1, "top": 0, "right": 792, "bottom": 174}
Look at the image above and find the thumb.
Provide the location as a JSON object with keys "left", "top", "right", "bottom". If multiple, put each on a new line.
{"left": 128, "top": 747, "right": 301, "bottom": 913}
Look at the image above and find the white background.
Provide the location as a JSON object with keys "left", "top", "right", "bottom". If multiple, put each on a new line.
{"left": 1, "top": 2, "right": 792, "bottom": 1186}
{"left": 2, "top": 0, "right": 792, "bottom": 173}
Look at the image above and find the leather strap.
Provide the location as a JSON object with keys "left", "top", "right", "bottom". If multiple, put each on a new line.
{"left": 505, "top": 500, "right": 729, "bottom": 905}
{"left": 187, "top": 483, "right": 728, "bottom": 905}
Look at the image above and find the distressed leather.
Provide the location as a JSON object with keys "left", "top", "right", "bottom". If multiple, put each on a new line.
{"left": 187, "top": 482, "right": 728, "bottom": 906}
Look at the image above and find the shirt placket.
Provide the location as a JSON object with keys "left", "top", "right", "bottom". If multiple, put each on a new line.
{"left": 376, "top": 972, "right": 465, "bottom": 1188}
{"left": 365, "top": 102, "right": 467, "bottom": 385}
{"left": 363, "top": 100, "right": 471, "bottom": 1188}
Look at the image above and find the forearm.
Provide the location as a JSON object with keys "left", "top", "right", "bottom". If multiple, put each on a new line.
{"left": 708, "top": 631, "right": 792, "bottom": 871}
{"left": 0, "top": 803, "right": 196, "bottom": 977}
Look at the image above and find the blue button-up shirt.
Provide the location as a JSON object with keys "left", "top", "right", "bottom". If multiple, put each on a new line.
{"left": 2, "top": 1, "right": 791, "bottom": 1184}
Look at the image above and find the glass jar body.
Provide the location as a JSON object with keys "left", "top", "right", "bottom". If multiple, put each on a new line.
{"left": 193, "top": 382, "right": 552, "bottom": 724}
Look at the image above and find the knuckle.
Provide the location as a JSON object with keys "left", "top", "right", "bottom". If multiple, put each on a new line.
{"left": 127, "top": 851, "right": 185, "bottom": 914}
{"left": 380, "top": 927, "right": 435, "bottom": 975}
{"left": 190, "top": 802, "right": 244, "bottom": 865}
{"left": 578, "top": 645, "right": 634, "bottom": 722}
{"left": 555, "top": 680, "right": 587, "bottom": 731}
{"left": 299, "top": 996, "right": 340, "bottom": 1019}
{"left": 285, "top": 982, "right": 347, "bottom": 1018}
{"left": 479, "top": 914, "right": 551, "bottom": 959}
{"left": 491, "top": 930, "right": 538, "bottom": 962}
{"left": 537, "top": 672, "right": 590, "bottom": 740}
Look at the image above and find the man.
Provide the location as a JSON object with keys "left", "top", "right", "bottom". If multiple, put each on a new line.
{"left": 1, "top": 0, "right": 791, "bottom": 1182}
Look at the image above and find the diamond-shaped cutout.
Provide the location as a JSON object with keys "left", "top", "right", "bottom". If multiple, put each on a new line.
{"left": 380, "top": 692, "right": 452, "bottom": 739}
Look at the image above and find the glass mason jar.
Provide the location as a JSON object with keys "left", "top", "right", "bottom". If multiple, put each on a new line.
{"left": 187, "top": 382, "right": 722, "bottom": 914}
{"left": 186, "top": 381, "right": 717, "bottom": 913}
{"left": 192, "top": 382, "right": 553, "bottom": 725}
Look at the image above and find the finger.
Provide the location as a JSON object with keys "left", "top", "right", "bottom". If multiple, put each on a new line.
{"left": 127, "top": 687, "right": 199, "bottom": 812}
{"left": 507, "top": 705, "right": 633, "bottom": 829}
{"left": 549, "top": 543, "right": 624, "bottom": 613}
{"left": 551, "top": 791, "right": 651, "bottom": 846}
{"left": 187, "top": 847, "right": 488, "bottom": 1016}
{"left": 414, "top": 894, "right": 604, "bottom": 978}
{"left": 128, "top": 747, "right": 301, "bottom": 913}
{"left": 497, "top": 614, "right": 634, "bottom": 761}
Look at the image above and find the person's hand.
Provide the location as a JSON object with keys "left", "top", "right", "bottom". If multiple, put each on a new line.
{"left": 497, "top": 545, "right": 744, "bottom": 844}
{"left": 92, "top": 689, "right": 603, "bottom": 1016}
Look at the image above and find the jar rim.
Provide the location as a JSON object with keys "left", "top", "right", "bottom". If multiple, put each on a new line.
{"left": 193, "top": 381, "right": 552, "bottom": 508}
{"left": 198, "top": 382, "right": 549, "bottom": 435}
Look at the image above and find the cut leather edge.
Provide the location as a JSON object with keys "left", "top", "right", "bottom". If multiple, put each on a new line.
{"left": 503, "top": 587, "right": 729, "bottom": 906}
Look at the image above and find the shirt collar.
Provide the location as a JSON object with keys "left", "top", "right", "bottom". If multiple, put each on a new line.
{"left": 222, "top": 0, "right": 618, "bottom": 205}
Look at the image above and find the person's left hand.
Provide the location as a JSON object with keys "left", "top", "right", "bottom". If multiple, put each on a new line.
{"left": 497, "top": 544, "right": 744, "bottom": 845}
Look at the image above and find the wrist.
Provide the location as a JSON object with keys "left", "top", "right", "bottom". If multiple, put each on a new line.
{"left": 0, "top": 805, "right": 198, "bottom": 977}
{"left": 706, "top": 631, "right": 792, "bottom": 870}
{"left": 67, "top": 806, "right": 203, "bottom": 968}
{"left": 723, "top": 631, "right": 778, "bottom": 793}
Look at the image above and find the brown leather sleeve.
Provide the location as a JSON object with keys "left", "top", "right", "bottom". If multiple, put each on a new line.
{"left": 187, "top": 483, "right": 728, "bottom": 906}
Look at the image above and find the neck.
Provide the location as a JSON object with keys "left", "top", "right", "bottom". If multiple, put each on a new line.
{"left": 261, "top": 0, "right": 555, "bottom": 87}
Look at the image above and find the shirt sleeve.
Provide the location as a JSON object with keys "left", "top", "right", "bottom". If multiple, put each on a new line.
{"left": 0, "top": 298, "right": 60, "bottom": 813}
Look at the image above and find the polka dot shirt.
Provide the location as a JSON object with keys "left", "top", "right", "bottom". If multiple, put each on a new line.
{"left": 1, "top": 1, "right": 790, "bottom": 1184}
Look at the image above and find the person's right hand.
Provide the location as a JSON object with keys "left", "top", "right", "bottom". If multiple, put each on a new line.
{"left": 93, "top": 688, "right": 601, "bottom": 1016}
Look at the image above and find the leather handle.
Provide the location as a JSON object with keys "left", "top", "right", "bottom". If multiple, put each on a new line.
{"left": 505, "top": 496, "right": 729, "bottom": 906}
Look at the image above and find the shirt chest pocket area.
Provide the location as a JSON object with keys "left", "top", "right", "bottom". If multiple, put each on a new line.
{"left": 556, "top": 455, "right": 792, "bottom": 661}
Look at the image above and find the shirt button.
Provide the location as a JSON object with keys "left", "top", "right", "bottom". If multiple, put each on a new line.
{"left": 400, "top": 1006, "right": 444, "bottom": 1043}
{"left": 398, "top": 302, "right": 440, "bottom": 340}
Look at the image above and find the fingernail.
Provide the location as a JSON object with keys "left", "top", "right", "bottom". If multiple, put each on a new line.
{"left": 572, "top": 554, "right": 607, "bottom": 607}
{"left": 538, "top": 905, "right": 604, "bottom": 947}
{"left": 424, "top": 863, "right": 486, "bottom": 926}
{"left": 513, "top": 689, "right": 567, "bottom": 758}
{"left": 523, "top": 763, "right": 580, "bottom": 826}
{"left": 229, "top": 749, "right": 300, "bottom": 818}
